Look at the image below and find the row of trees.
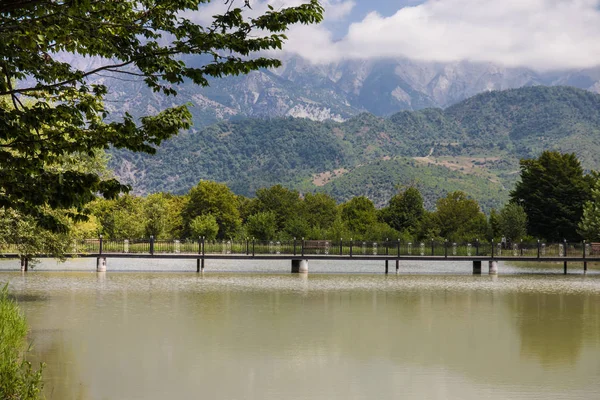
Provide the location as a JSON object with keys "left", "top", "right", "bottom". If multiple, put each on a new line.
{"left": 1, "top": 150, "right": 598, "bottom": 256}
{"left": 83, "top": 150, "right": 600, "bottom": 244}
{"left": 84, "top": 182, "right": 524, "bottom": 243}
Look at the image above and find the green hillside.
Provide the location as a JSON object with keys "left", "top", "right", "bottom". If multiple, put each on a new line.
{"left": 109, "top": 86, "right": 600, "bottom": 208}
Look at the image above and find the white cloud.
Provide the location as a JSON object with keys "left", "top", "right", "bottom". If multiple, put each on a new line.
{"left": 281, "top": 0, "right": 600, "bottom": 70}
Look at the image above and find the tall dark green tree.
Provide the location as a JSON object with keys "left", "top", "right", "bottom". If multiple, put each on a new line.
{"left": 0, "top": 0, "right": 323, "bottom": 230}
{"left": 381, "top": 187, "right": 425, "bottom": 233}
{"left": 251, "top": 185, "right": 301, "bottom": 231}
{"left": 510, "top": 151, "right": 593, "bottom": 241}
{"left": 340, "top": 196, "right": 377, "bottom": 236}
{"left": 301, "top": 193, "right": 338, "bottom": 230}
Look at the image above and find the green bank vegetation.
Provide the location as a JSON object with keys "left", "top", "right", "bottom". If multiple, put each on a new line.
{"left": 0, "top": 285, "right": 43, "bottom": 399}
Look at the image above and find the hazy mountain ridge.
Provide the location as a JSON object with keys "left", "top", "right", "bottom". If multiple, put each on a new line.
{"left": 99, "top": 57, "right": 600, "bottom": 129}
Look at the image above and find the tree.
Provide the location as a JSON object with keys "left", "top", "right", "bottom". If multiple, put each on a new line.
{"left": 301, "top": 193, "right": 338, "bottom": 230}
{"left": 340, "top": 196, "right": 377, "bottom": 237}
{"left": 487, "top": 208, "right": 500, "bottom": 240}
{"left": 90, "top": 195, "right": 146, "bottom": 239}
{"left": 246, "top": 212, "right": 277, "bottom": 240}
{"left": 143, "top": 193, "right": 186, "bottom": 239}
{"left": 498, "top": 203, "right": 528, "bottom": 242}
{"left": 381, "top": 187, "right": 425, "bottom": 233}
{"left": 510, "top": 151, "right": 593, "bottom": 241}
{"left": 251, "top": 185, "right": 301, "bottom": 231}
{"left": 0, "top": 1, "right": 324, "bottom": 230}
{"left": 143, "top": 193, "right": 169, "bottom": 239}
{"left": 578, "top": 179, "right": 600, "bottom": 241}
{"left": 0, "top": 207, "right": 73, "bottom": 261}
{"left": 189, "top": 214, "right": 219, "bottom": 240}
{"left": 435, "top": 191, "right": 487, "bottom": 241}
{"left": 182, "top": 180, "right": 240, "bottom": 238}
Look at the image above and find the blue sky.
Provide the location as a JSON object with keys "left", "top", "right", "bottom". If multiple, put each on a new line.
{"left": 326, "top": 1, "right": 426, "bottom": 38}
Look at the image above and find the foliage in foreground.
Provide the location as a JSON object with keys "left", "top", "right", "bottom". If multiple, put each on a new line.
{"left": 0, "top": 285, "right": 43, "bottom": 400}
{"left": 0, "top": 0, "right": 323, "bottom": 230}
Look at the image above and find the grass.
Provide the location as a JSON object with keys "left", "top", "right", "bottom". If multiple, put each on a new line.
{"left": 0, "top": 284, "right": 43, "bottom": 400}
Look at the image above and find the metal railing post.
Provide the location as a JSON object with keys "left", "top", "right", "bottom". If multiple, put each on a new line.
{"left": 385, "top": 239, "right": 389, "bottom": 255}
{"left": 246, "top": 238, "right": 249, "bottom": 255}
{"left": 350, "top": 238, "right": 353, "bottom": 257}
{"left": 150, "top": 235, "right": 154, "bottom": 255}
{"left": 431, "top": 239, "right": 434, "bottom": 256}
{"left": 397, "top": 239, "right": 400, "bottom": 256}
{"left": 301, "top": 237, "right": 305, "bottom": 257}
{"left": 252, "top": 238, "right": 255, "bottom": 257}
{"left": 293, "top": 237, "right": 296, "bottom": 256}
{"left": 340, "top": 238, "right": 343, "bottom": 256}
{"left": 202, "top": 236, "right": 205, "bottom": 256}
{"left": 537, "top": 240, "right": 540, "bottom": 259}
{"left": 99, "top": 235, "right": 103, "bottom": 255}
{"left": 444, "top": 239, "right": 448, "bottom": 258}
{"left": 583, "top": 240, "right": 588, "bottom": 272}
{"left": 491, "top": 239, "right": 495, "bottom": 258}
{"left": 520, "top": 239, "right": 524, "bottom": 256}
{"left": 476, "top": 239, "right": 479, "bottom": 256}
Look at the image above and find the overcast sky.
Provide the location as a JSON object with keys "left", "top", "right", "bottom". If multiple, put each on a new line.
{"left": 192, "top": 0, "right": 600, "bottom": 71}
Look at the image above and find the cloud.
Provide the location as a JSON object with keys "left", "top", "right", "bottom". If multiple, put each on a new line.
{"left": 281, "top": 0, "right": 600, "bottom": 70}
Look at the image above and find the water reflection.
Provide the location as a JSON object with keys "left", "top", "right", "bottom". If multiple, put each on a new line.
{"left": 0, "top": 272, "right": 599, "bottom": 400}
{"left": 513, "top": 292, "right": 600, "bottom": 365}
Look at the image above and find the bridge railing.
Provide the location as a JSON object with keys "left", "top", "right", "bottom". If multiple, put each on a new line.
{"left": 4, "top": 237, "right": 595, "bottom": 259}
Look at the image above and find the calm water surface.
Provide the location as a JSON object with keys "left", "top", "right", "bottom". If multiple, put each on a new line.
{"left": 1, "top": 261, "right": 599, "bottom": 400}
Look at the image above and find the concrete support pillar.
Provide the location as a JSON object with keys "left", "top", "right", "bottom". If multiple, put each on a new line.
{"left": 385, "top": 260, "right": 389, "bottom": 274}
{"left": 196, "top": 258, "right": 205, "bottom": 273}
{"left": 473, "top": 260, "right": 482, "bottom": 275}
{"left": 395, "top": 259, "right": 399, "bottom": 273}
{"left": 20, "top": 257, "right": 28, "bottom": 272}
{"left": 291, "top": 259, "right": 308, "bottom": 273}
{"left": 489, "top": 260, "right": 498, "bottom": 275}
{"left": 97, "top": 257, "right": 107, "bottom": 272}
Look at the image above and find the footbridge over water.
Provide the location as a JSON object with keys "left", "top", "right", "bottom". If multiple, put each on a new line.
{"left": 5, "top": 237, "right": 599, "bottom": 275}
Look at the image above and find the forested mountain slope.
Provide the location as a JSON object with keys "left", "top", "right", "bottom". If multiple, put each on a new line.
{"left": 109, "top": 86, "right": 600, "bottom": 210}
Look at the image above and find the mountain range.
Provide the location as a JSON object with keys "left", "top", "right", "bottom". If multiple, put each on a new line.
{"left": 101, "top": 57, "right": 600, "bottom": 127}
{"left": 108, "top": 85, "right": 600, "bottom": 212}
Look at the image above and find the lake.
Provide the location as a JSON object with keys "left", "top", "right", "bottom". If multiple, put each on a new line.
{"left": 1, "top": 259, "right": 599, "bottom": 399}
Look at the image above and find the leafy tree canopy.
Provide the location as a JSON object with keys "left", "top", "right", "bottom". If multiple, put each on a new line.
{"left": 0, "top": 0, "right": 323, "bottom": 230}
{"left": 182, "top": 180, "right": 240, "bottom": 238}
{"left": 251, "top": 185, "right": 301, "bottom": 231}
{"left": 340, "top": 196, "right": 377, "bottom": 236}
{"left": 435, "top": 191, "right": 487, "bottom": 242}
{"left": 380, "top": 186, "right": 425, "bottom": 233}
{"left": 578, "top": 179, "right": 600, "bottom": 241}
{"left": 510, "top": 151, "right": 593, "bottom": 241}
{"left": 497, "top": 203, "right": 528, "bottom": 242}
